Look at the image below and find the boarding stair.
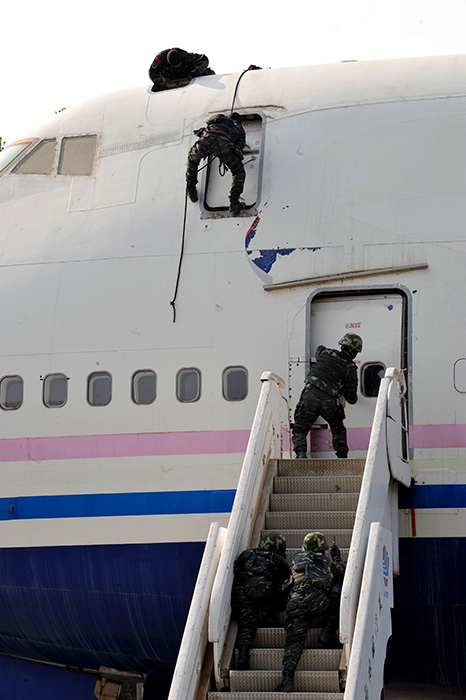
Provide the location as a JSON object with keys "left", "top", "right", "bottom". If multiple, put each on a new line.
{"left": 168, "top": 370, "right": 410, "bottom": 700}
{"left": 209, "top": 455, "right": 364, "bottom": 699}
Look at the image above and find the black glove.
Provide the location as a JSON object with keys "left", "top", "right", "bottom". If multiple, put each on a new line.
{"left": 330, "top": 543, "right": 341, "bottom": 561}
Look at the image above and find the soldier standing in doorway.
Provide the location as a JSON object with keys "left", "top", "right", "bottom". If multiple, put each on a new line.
{"left": 292, "top": 333, "right": 363, "bottom": 459}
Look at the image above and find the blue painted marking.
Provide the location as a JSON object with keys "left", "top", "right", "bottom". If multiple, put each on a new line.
{"left": 399, "top": 484, "right": 466, "bottom": 509}
{"left": 0, "top": 489, "right": 236, "bottom": 521}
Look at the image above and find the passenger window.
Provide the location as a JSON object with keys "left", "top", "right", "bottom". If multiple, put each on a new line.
{"left": 0, "top": 141, "right": 32, "bottom": 173}
{"left": 87, "top": 372, "right": 112, "bottom": 406}
{"left": 132, "top": 370, "right": 157, "bottom": 405}
{"left": 58, "top": 135, "right": 97, "bottom": 176}
{"left": 13, "top": 139, "right": 56, "bottom": 175}
{"left": 223, "top": 366, "right": 248, "bottom": 401}
{"left": 43, "top": 373, "right": 68, "bottom": 408}
{"left": 177, "top": 368, "right": 201, "bottom": 403}
{"left": 0, "top": 375, "right": 24, "bottom": 410}
{"left": 361, "top": 362, "right": 386, "bottom": 398}
{"left": 203, "top": 114, "right": 262, "bottom": 214}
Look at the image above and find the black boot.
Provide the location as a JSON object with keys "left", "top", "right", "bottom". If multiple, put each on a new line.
{"left": 229, "top": 198, "right": 246, "bottom": 214}
{"left": 318, "top": 621, "right": 340, "bottom": 648}
{"left": 294, "top": 451, "right": 307, "bottom": 459}
{"left": 237, "top": 644, "right": 250, "bottom": 670}
{"left": 187, "top": 185, "right": 198, "bottom": 202}
{"left": 274, "top": 671, "right": 294, "bottom": 692}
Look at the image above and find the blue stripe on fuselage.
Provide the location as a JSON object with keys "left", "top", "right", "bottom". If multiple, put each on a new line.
{"left": 0, "top": 489, "right": 236, "bottom": 520}
{"left": 399, "top": 484, "right": 466, "bottom": 509}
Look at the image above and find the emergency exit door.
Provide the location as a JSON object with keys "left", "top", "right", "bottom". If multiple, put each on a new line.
{"left": 309, "top": 293, "right": 406, "bottom": 432}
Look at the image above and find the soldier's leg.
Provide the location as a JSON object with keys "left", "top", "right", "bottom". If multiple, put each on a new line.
{"left": 186, "top": 140, "right": 210, "bottom": 198}
{"left": 232, "top": 597, "right": 260, "bottom": 669}
{"left": 321, "top": 399, "right": 349, "bottom": 458}
{"left": 318, "top": 590, "right": 341, "bottom": 647}
{"left": 219, "top": 148, "right": 246, "bottom": 211}
{"left": 292, "top": 385, "right": 320, "bottom": 457}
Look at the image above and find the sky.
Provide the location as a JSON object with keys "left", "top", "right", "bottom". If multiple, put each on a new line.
{"left": 1, "top": 0, "right": 466, "bottom": 145}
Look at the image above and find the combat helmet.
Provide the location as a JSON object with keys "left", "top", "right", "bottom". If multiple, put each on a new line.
{"left": 302, "top": 532, "right": 329, "bottom": 553}
{"left": 167, "top": 49, "right": 182, "bottom": 67}
{"left": 260, "top": 531, "right": 287, "bottom": 556}
{"left": 338, "top": 333, "right": 363, "bottom": 354}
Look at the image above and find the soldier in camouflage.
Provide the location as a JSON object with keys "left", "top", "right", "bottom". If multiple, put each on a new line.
{"left": 292, "top": 333, "right": 363, "bottom": 459}
{"left": 275, "top": 532, "right": 346, "bottom": 693}
{"left": 149, "top": 48, "right": 214, "bottom": 92}
{"left": 231, "top": 532, "right": 290, "bottom": 670}
{"left": 185, "top": 113, "right": 247, "bottom": 213}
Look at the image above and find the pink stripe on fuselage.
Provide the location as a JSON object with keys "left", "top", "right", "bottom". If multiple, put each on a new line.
{"left": 0, "top": 424, "right": 464, "bottom": 462}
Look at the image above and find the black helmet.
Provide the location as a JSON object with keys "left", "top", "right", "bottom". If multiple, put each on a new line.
{"left": 259, "top": 531, "right": 287, "bottom": 556}
{"left": 230, "top": 112, "right": 242, "bottom": 122}
{"left": 167, "top": 49, "right": 182, "bottom": 67}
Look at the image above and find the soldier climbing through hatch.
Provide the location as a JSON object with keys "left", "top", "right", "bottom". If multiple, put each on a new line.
{"left": 148, "top": 47, "right": 214, "bottom": 92}
{"left": 275, "top": 532, "right": 346, "bottom": 693}
{"left": 186, "top": 112, "right": 247, "bottom": 214}
{"left": 292, "top": 333, "right": 363, "bottom": 459}
{"left": 231, "top": 532, "right": 291, "bottom": 671}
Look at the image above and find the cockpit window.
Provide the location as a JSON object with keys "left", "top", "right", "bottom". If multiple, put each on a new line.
{"left": 58, "top": 135, "right": 97, "bottom": 175}
{"left": 0, "top": 141, "right": 32, "bottom": 173}
{"left": 13, "top": 139, "right": 56, "bottom": 175}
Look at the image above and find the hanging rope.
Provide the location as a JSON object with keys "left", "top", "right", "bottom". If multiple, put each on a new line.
{"left": 169, "top": 190, "right": 189, "bottom": 323}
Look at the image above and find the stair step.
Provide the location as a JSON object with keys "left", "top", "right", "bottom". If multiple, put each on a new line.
{"left": 270, "top": 493, "right": 359, "bottom": 512}
{"left": 254, "top": 627, "right": 324, "bottom": 649}
{"left": 277, "top": 458, "right": 365, "bottom": 477}
{"left": 209, "top": 693, "right": 344, "bottom": 699}
{"left": 274, "top": 475, "right": 362, "bottom": 494}
{"left": 230, "top": 670, "right": 340, "bottom": 693}
{"left": 263, "top": 529, "right": 352, "bottom": 549}
{"left": 265, "top": 511, "right": 356, "bottom": 530}
{"left": 239, "top": 648, "right": 341, "bottom": 671}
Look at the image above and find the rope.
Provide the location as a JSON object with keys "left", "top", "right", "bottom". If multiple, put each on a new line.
{"left": 169, "top": 189, "right": 189, "bottom": 323}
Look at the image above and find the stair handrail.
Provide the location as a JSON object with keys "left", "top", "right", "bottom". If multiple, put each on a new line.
{"left": 167, "top": 521, "right": 226, "bottom": 700}
{"left": 208, "top": 371, "right": 285, "bottom": 688}
{"left": 344, "top": 522, "right": 394, "bottom": 700}
{"left": 340, "top": 367, "right": 410, "bottom": 656}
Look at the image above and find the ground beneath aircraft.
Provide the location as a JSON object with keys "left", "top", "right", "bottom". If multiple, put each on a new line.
{"left": 385, "top": 683, "right": 465, "bottom": 698}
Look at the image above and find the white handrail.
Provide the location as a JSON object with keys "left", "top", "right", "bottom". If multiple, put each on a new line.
{"left": 340, "top": 367, "right": 410, "bottom": 655}
{"left": 344, "top": 522, "right": 394, "bottom": 700}
{"left": 209, "top": 372, "right": 285, "bottom": 688}
{"left": 167, "top": 522, "right": 226, "bottom": 700}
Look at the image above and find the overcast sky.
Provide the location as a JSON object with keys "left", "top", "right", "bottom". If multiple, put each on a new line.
{"left": 1, "top": 0, "right": 466, "bottom": 144}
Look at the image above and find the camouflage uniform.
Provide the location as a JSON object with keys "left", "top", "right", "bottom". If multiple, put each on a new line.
{"left": 231, "top": 533, "right": 290, "bottom": 669}
{"left": 185, "top": 113, "right": 246, "bottom": 210}
{"left": 149, "top": 48, "right": 214, "bottom": 92}
{"left": 292, "top": 334, "right": 362, "bottom": 458}
{"left": 275, "top": 533, "right": 345, "bottom": 692}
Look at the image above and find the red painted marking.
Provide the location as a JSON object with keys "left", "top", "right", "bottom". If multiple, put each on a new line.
{"left": 411, "top": 508, "right": 417, "bottom": 537}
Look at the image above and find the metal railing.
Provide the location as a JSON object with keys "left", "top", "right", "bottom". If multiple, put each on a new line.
{"left": 340, "top": 367, "right": 410, "bottom": 662}
{"left": 167, "top": 522, "right": 226, "bottom": 700}
{"left": 208, "top": 372, "right": 285, "bottom": 688}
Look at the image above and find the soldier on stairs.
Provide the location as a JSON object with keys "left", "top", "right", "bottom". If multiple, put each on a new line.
{"left": 231, "top": 532, "right": 291, "bottom": 671}
{"left": 275, "top": 532, "right": 345, "bottom": 693}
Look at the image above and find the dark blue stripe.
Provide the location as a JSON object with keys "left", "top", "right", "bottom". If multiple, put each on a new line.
{"left": 399, "top": 484, "right": 466, "bottom": 509}
{"left": 0, "top": 489, "right": 236, "bottom": 521}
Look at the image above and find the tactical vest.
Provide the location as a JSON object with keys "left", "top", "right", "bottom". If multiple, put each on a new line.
{"left": 292, "top": 551, "right": 333, "bottom": 593}
{"left": 306, "top": 346, "right": 355, "bottom": 398}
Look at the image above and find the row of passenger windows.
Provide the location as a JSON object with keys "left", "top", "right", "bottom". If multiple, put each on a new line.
{"left": 0, "top": 135, "right": 97, "bottom": 177}
{"left": 0, "top": 367, "right": 248, "bottom": 410}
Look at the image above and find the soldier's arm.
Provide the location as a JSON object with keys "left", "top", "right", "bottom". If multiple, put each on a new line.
{"left": 188, "top": 53, "right": 210, "bottom": 77}
{"left": 343, "top": 364, "right": 358, "bottom": 404}
{"left": 149, "top": 50, "right": 168, "bottom": 82}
